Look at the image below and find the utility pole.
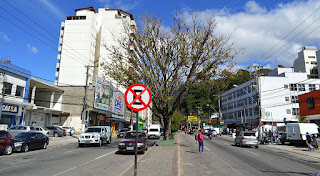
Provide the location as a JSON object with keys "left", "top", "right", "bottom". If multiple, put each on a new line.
{"left": 81, "top": 66, "right": 90, "bottom": 133}
{"left": 196, "top": 107, "right": 201, "bottom": 129}
{"left": 253, "top": 65, "right": 262, "bottom": 138}
{"left": 243, "top": 101, "right": 246, "bottom": 130}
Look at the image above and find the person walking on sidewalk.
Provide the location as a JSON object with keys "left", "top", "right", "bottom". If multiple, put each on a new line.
{"left": 198, "top": 129, "right": 204, "bottom": 154}
{"left": 306, "top": 132, "right": 314, "bottom": 151}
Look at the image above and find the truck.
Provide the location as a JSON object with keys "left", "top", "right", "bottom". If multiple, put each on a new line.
{"left": 281, "top": 123, "right": 319, "bottom": 144}
{"left": 148, "top": 124, "right": 161, "bottom": 139}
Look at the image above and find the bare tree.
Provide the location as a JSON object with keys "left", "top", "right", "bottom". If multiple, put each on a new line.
{"left": 101, "top": 11, "right": 237, "bottom": 140}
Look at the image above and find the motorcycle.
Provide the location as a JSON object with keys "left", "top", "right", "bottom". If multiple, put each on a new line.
{"left": 207, "top": 130, "right": 213, "bottom": 140}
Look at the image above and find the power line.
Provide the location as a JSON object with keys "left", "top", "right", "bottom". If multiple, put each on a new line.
{"left": 1, "top": 0, "right": 93, "bottom": 67}
{"left": 257, "top": 5, "right": 320, "bottom": 63}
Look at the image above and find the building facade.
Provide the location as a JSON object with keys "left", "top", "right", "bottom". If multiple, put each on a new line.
{"left": 298, "top": 90, "right": 320, "bottom": 125}
{"left": 0, "top": 60, "right": 33, "bottom": 128}
{"left": 54, "top": 7, "right": 139, "bottom": 133}
{"left": 222, "top": 67, "right": 320, "bottom": 128}
{"left": 293, "top": 46, "right": 318, "bottom": 78}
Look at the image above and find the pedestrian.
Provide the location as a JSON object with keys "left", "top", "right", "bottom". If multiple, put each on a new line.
{"left": 198, "top": 129, "right": 204, "bottom": 154}
{"left": 306, "top": 132, "right": 314, "bottom": 151}
{"left": 274, "top": 131, "right": 279, "bottom": 144}
{"left": 184, "top": 127, "right": 187, "bottom": 134}
{"left": 268, "top": 130, "right": 273, "bottom": 144}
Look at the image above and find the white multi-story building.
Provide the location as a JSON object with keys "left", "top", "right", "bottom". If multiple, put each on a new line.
{"left": 221, "top": 67, "right": 320, "bottom": 127}
{"left": 293, "top": 46, "right": 318, "bottom": 78}
{"left": 54, "top": 7, "right": 140, "bottom": 133}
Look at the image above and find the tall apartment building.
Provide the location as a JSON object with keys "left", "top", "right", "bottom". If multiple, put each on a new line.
{"left": 293, "top": 46, "right": 318, "bottom": 78}
{"left": 221, "top": 67, "right": 320, "bottom": 128}
{"left": 55, "top": 7, "right": 141, "bottom": 133}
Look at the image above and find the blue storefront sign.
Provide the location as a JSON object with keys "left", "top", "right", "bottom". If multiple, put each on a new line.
{"left": 2, "top": 104, "right": 19, "bottom": 113}
{"left": 307, "top": 97, "right": 314, "bottom": 109}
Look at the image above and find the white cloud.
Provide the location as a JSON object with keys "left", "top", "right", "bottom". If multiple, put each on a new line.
{"left": 38, "top": 0, "right": 65, "bottom": 19}
{"left": 27, "top": 43, "right": 38, "bottom": 54}
{"left": 97, "top": 0, "right": 140, "bottom": 11}
{"left": 3, "top": 34, "right": 11, "bottom": 42}
{"left": 191, "top": 0, "right": 320, "bottom": 69}
{"left": 0, "top": 32, "right": 11, "bottom": 42}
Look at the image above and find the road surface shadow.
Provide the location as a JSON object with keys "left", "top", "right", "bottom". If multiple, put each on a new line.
{"left": 261, "top": 170, "right": 314, "bottom": 176}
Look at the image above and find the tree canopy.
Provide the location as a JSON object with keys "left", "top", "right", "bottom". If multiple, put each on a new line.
{"left": 101, "top": 11, "right": 237, "bottom": 139}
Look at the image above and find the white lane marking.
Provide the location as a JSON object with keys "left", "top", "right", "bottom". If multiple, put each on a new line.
{"left": 53, "top": 150, "right": 117, "bottom": 176}
{"left": 188, "top": 135, "right": 242, "bottom": 175}
{"left": 244, "top": 149, "right": 261, "bottom": 156}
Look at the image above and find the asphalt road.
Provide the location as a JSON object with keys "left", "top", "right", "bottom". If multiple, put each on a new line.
{"left": 181, "top": 133, "right": 320, "bottom": 176}
{"left": 0, "top": 137, "right": 158, "bottom": 176}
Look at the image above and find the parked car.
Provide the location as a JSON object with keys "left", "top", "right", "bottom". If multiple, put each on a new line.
{"left": 46, "top": 126, "right": 64, "bottom": 137}
{"left": 14, "top": 132, "right": 49, "bottom": 152}
{"left": 234, "top": 131, "right": 259, "bottom": 148}
{"left": 8, "top": 125, "right": 31, "bottom": 137}
{"left": 118, "top": 131, "right": 148, "bottom": 154}
{"left": 60, "top": 126, "right": 75, "bottom": 136}
{"left": 30, "top": 126, "right": 49, "bottom": 136}
{"left": 0, "top": 130, "right": 14, "bottom": 155}
{"left": 117, "top": 129, "right": 129, "bottom": 138}
{"left": 78, "top": 126, "right": 111, "bottom": 147}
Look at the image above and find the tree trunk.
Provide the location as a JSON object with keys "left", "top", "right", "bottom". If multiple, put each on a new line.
{"left": 163, "top": 116, "right": 172, "bottom": 140}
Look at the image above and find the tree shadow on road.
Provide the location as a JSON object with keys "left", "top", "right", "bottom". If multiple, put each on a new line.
{"left": 261, "top": 170, "right": 315, "bottom": 176}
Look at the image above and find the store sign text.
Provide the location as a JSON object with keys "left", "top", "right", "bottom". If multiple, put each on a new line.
{"left": 2, "top": 105, "right": 19, "bottom": 113}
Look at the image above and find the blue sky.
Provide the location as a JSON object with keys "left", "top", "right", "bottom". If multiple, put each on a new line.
{"left": 0, "top": 0, "right": 319, "bottom": 83}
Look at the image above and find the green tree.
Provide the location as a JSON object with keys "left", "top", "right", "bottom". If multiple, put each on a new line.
{"left": 171, "top": 110, "right": 185, "bottom": 132}
{"left": 299, "top": 116, "right": 308, "bottom": 123}
{"left": 101, "top": 11, "right": 237, "bottom": 140}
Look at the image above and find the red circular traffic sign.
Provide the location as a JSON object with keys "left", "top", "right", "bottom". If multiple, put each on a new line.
{"left": 124, "top": 83, "right": 152, "bottom": 111}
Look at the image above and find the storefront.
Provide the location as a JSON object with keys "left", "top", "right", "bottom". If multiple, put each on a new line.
{"left": 0, "top": 101, "right": 34, "bottom": 128}
{"left": 298, "top": 90, "right": 320, "bottom": 125}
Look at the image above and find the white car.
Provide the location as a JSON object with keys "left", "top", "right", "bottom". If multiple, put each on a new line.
{"left": 8, "top": 126, "right": 31, "bottom": 137}
{"left": 78, "top": 126, "right": 111, "bottom": 147}
{"left": 30, "top": 126, "right": 49, "bottom": 136}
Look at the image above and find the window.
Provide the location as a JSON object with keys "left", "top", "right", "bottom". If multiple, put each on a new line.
{"left": 55, "top": 76, "right": 59, "bottom": 80}
{"left": 285, "top": 97, "right": 289, "bottom": 101}
{"left": 284, "top": 84, "right": 289, "bottom": 89}
{"left": 3, "top": 82, "right": 12, "bottom": 95}
{"left": 306, "top": 62, "right": 309, "bottom": 64}
{"left": 309, "top": 84, "right": 316, "bottom": 91}
{"left": 308, "top": 56, "right": 316, "bottom": 58}
{"left": 286, "top": 109, "right": 291, "bottom": 114}
{"left": 58, "top": 51, "right": 61, "bottom": 54}
{"left": 233, "top": 102, "right": 237, "bottom": 108}
{"left": 291, "top": 96, "right": 298, "bottom": 103}
{"left": 61, "top": 27, "right": 64, "bottom": 30}
{"left": 15, "top": 86, "right": 24, "bottom": 97}
{"left": 292, "top": 108, "right": 300, "bottom": 115}
{"left": 57, "top": 68, "right": 60, "bottom": 71}
{"left": 248, "top": 86, "right": 251, "bottom": 93}
{"left": 311, "top": 61, "right": 317, "bottom": 64}
{"left": 290, "top": 84, "right": 297, "bottom": 91}
{"left": 298, "top": 84, "right": 305, "bottom": 91}
{"left": 249, "top": 109, "right": 252, "bottom": 116}
{"left": 59, "top": 43, "right": 62, "bottom": 46}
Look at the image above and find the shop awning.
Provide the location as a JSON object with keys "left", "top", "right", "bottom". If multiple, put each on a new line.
{"left": 110, "top": 117, "right": 130, "bottom": 123}
{"left": 92, "top": 108, "right": 113, "bottom": 114}
{"left": 3, "top": 98, "right": 34, "bottom": 108}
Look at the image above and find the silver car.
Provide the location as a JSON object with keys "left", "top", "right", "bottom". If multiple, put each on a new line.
{"left": 235, "top": 131, "right": 259, "bottom": 148}
{"left": 30, "top": 126, "right": 49, "bottom": 136}
{"left": 8, "top": 126, "right": 31, "bottom": 138}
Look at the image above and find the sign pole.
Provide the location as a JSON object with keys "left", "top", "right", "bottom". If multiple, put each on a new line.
{"left": 134, "top": 111, "right": 138, "bottom": 176}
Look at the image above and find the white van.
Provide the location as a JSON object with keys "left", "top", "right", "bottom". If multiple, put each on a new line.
{"left": 78, "top": 126, "right": 112, "bottom": 147}
{"left": 286, "top": 123, "right": 318, "bottom": 142}
{"left": 148, "top": 124, "right": 161, "bottom": 139}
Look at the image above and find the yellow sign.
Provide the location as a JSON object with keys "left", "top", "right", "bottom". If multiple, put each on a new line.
{"left": 188, "top": 116, "right": 197, "bottom": 121}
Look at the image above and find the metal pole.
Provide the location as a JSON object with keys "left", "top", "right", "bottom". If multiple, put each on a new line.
{"left": 243, "top": 101, "right": 246, "bottom": 130}
{"left": 271, "top": 112, "right": 273, "bottom": 144}
{"left": 134, "top": 111, "right": 138, "bottom": 176}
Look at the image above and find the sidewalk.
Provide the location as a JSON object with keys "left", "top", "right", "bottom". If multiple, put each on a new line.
{"left": 219, "top": 134, "right": 320, "bottom": 159}
{"left": 122, "top": 134, "right": 181, "bottom": 176}
{"left": 48, "top": 135, "right": 79, "bottom": 147}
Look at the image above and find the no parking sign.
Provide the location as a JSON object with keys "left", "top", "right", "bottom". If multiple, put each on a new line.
{"left": 124, "top": 83, "right": 152, "bottom": 111}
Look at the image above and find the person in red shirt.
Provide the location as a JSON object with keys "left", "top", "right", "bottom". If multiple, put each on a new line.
{"left": 198, "top": 129, "right": 204, "bottom": 154}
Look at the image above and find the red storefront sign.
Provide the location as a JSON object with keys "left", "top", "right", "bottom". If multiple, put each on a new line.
{"left": 298, "top": 90, "right": 320, "bottom": 116}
